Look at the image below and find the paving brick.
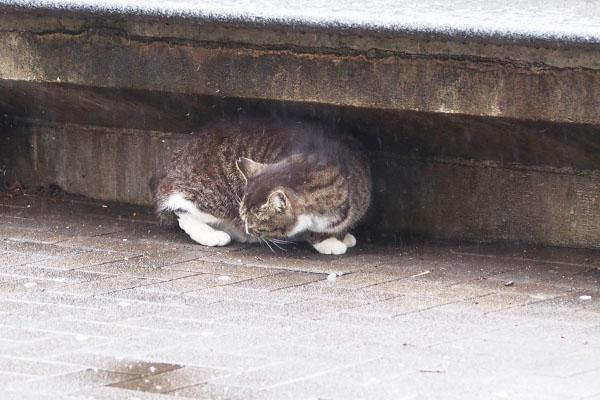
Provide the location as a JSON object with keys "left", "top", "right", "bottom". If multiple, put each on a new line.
{"left": 0, "top": 333, "right": 116, "bottom": 359}
{"left": 108, "top": 366, "right": 229, "bottom": 393}
{"left": 164, "top": 259, "right": 279, "bottom": 278}
{"left": 168, "top": 382, "right": 294, "bottom": 399}
{"left": 58, "top": 235, "right": 170, "bottom": 254}
{"left": 0, "top": 238, "right": 84, "bottom": 258}
{"left": 227, "top": 271, "right": 326, "bottom": 291}
{"left": 0, "top": 250, "right": 50, "bottom": 267}
{"left": 239, "top": 343, "right": 374, "bottom": 366}
{"left": 455, "top": 242, "right": 600, "bottom": 268}
{"left": 0, "top": 356, "right": 82, "bottom": 376}
{"left": 97, "top": 288, "right": 221, "bottom": 307}
{"left": 75, "top": 260, "right": 196, "bottom": 281}
{"left": 310, "top": 268, "right": 415, "bottom": 289}
{"left": 66, "top": 386, "right": 190, "bottom": 400}
{"left": 143, "top": 347, "right": 278, "bottom": 371}
{"left": 4, "top": 368, "right": 134, "bottom": 395}
{"left": 0, "top": 324, "right": 61, "bottom": 342}
{"left": 209, "top": 360, "right": 343, "bottom": 389}
{"left": 26, "top": 250, "right": 136, "bottom": 271}
{"left": 201, "top": 244, "right": 382, "bottom": 275}
{"left": 46, "top": 276, "right": 151, "bottom": 296}
{"left": 187, "top": 285, "right": 300, "bottom": 305}
{"left": 47, "top": 352, "right": 182, "bottom": 377}
{"left": 279, "top": 283, "right": 396, "bottom": 302}
{"left": 136, "top": 273, "right": 250, "bottom": 294}
{"left": 0, "top": 213, "right": 125, "bottom": 239}
{"left": 487, "top": 261, "right": 598, "bottom": 290}
{"left": 0, "top": 370, "right": 35, "bottom": 384}
{"left": 0, "top": 264, "right": 112, "bottom": 284}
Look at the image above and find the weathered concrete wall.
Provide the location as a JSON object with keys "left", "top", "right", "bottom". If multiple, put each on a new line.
{"left": 1, "top": 6, "right": 600, "bottom": 248}
{"left": 373, "top": 156, "right": 600, "bottom": 248}
{"left": 3, "top": 116, "right": 600, "bottom": 249}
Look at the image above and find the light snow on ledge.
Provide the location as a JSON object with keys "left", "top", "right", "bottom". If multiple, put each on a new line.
{"left": 1, "top": 0, "right": 600, "bottom": 42}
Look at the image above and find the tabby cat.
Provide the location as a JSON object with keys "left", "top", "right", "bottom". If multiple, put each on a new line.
{"left": 154, "top": 117, "right": 371, "bottom": 255}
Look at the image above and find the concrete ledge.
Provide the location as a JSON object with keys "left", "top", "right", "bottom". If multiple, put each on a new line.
{"left": 1, "top": 3, "right": 599, "bottom": 123}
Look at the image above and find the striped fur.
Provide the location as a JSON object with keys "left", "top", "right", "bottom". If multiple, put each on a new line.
{"left": 154, "top": 117, "right": 371, "bottom": 253}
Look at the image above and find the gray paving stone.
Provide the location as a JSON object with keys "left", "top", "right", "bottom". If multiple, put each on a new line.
{"left": 164, "top": 259, "right": 280, "bottom": 278}
{"left": 1, "top": 195, "right": 600, "bottom": 399}
{"left": 455, "top": 243, "right": 600, "bottom": 268}
{"left": 2, "top": 390, "right": 75, "bottom": 400}
{"left": 66, "top": 386, "right": 191, "bottom": 400}
{"left": 0, "top": 238, "right": 84, "bottom": 258}
{"left": 0, "top": 250, "right": 51, "bottom": 267}
{"left": 0, "top": 265, "right": 112, "bottom": 284}
{"left": 47, "top": 352, "right": 182, "bottom": 377}
{"left": 108, "top": 366, "right": 229, "bottom": 393}
{"left": 209, "top": 359, "right": 343, "bottom": 389}
{"left": 280, "top": 282, "right": 397, "bottom": 302}
{"left": 0, "top": 277, "right": 71, "bottom": 294}
{"left": 187, "top": 285, "right": 300, "bottom": 305}
{"left": 4, "top": 368, "right": 134, "bottom": 395}
{"left": 0, "top": 214, "right": 125, "bottom": 239}
{"left": 0, "top": 356, "right": 82, "bottom": 376}
{"left": 239, "top": 343, "right": 376, "bottom": 366}
{"left": 137, "top": 273, "right": 249, "bottom": 294}
{"left": 47, "top": 276, "right": 151, "bottom": 296}
{"left": 227, "top": 271, "right": 326, "bottom": 291}
{"left": 75, "top": 261, "right": 196, "bottom": 281}
{"left": 167, "top": 382, "right": 294, "bottom": 400}
{"left": 144, "top": 347, "right": 278, "bottom": 371}
{"left": 0, "top": 333, "right": 116, "bottom": 359}
{"left": 97, "top": 288, "right": 221, "bottom": 307}
{"left": 26, "top": 250, "right": 138, "bottom": 271}
{"left": 201, "top": 244, "right": 383, "bottom": 275}
{"left": 0, "top": 324, "right": 62, "bottom": 342}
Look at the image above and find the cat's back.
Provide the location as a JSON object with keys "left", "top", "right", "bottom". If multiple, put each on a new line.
{"left": 154, "top": 117, "right": 326, "bottom": 218}
{"left": 170, "top": 117, "right": 323, "bottom": 167}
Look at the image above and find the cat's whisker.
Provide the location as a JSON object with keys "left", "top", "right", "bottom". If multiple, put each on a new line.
{"left": 270, "top": 238, "right": 292, "bottom": 244}
{"left": 267, "top": 238, "right": 287, "bottom": 252}
{"left": 261, "top": 238, "right": 276, "bottom": 253}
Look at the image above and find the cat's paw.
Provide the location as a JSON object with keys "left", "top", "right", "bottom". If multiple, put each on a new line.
{"left": 313, "top": 237, "right": 347, "bottom": 255}
{"left": 342, "top": 233, "right": 356, "bottom": 247}
{"left": 197, "top": 230, "right": 231, "bottom": 247}
{"left": 177, "top": 214, "right": 231, "bottom": 247}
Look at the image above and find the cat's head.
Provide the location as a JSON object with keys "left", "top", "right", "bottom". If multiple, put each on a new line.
{"left": 236, "top": 157, "right": 299, "bottom": 238}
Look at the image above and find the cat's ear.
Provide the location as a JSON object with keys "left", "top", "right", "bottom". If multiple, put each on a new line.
{"left": 267, "top": 190, "right": 287, "bottom": 212}
{"left": 236, "top": 157, "right": 266, "bottom": 183}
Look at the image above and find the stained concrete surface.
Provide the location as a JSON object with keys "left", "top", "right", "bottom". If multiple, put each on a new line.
{"left": 1, "top": 191, "right": 599, "bottom": 399}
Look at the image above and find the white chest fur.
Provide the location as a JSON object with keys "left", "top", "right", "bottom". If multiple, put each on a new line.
{"left": 288, "top": 214, "right": 337, "bottom": 236}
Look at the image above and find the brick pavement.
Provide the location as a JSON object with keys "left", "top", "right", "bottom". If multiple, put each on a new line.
{"left": 0, "top": 193, "right": 599, "bottom": 399}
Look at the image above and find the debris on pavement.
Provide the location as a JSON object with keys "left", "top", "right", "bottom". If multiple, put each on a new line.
{"left": 410, "top": 270, "right": 431, "bottom": 278}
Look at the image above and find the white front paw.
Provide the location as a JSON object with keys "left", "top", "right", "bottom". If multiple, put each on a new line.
{"left": 313, "top": 237, "right": 347, "bottom": 255}
{"left": 199, "top": 230, "right": 231, "bottom": 247}
{"left": 343, "top": 233, "right": 356, "bottom": 247}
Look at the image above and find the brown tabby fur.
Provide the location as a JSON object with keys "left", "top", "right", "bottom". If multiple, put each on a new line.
{"left": 154, "top": 116, "right": 371, "bottom": 248}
